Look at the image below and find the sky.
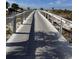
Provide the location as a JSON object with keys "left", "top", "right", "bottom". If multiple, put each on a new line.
{"left": 7, "top": 0, "right": 72, "bottom": 10}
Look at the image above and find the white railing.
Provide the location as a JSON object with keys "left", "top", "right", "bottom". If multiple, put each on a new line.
{"left": 6, "top": 11, "right": 32, "bottom": 33}
{"left": 40, "top": 10, "right": 72, "bottom": 33}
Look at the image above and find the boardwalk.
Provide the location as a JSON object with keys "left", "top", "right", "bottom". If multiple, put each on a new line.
{"left": 6, "top": 10, "right": 72, "bottom": 59}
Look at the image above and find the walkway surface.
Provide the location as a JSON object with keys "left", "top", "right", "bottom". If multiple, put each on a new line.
{"left": 6, "top": 10, "right": 72, "bottom": 59}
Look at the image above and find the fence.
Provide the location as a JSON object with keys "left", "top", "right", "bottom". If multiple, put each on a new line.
{"left": 6, "top": 10, "right": 32, "bottom": 40}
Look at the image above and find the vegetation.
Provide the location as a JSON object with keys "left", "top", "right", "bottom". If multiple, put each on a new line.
{"left": 6, "top": 25, "right": 12, "bottom": 40}
{"left": 49, "top": 9, "right": 72, "bottom": 21}
{"left": 11, "top": 3, "right": 19, "bottom": 10}
{"left": 40, "top": 8, "right": 44, "bottom": 10}
{"left": 6, "top": 1, "right": 10, "bottom": 8}
{"left": 6, "top": 2, "right": 25, "bottom": 16}
{"left": 27, "top": 7, "right": 30, "bottom": 10}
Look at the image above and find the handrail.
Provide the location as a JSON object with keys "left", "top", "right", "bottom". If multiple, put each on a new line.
{"left": 6, "top": 11, "right": 31, "bottom": 19}
{"left": 6, "top": 10, "right": 32, "bottom": 33}
{"left": 40, "top": 10, "right": 72, "bottom": 32}
{"left": 38, "top": 10, "right": 67, "bottom": 41}
{"left": 40, "top": 10, "right": 72, "bottom": 24}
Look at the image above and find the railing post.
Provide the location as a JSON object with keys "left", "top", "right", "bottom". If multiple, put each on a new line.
{"left": 23, "top": 12, "right": 25, "bottom": 20}
{"left": 45, "top": 13, "right": 47, "bottom": 18}
{"left": 47, "top": 14, "right": 49, "bottom": 20}
{"left": 60, "top": 18, "right": 63, "bottom": 34}
{"left": 13, "top": 16, "right": 16, "bottom": 33}
{"left": 23, "top": 12, "right": 25, "bottom": 21}
{"left": 51, "top": 17, "right": 53, "bottom": 25}
{"left": 24, "top": 12, "right": 27, "bottom": 20}
{"left": 44, "top": 13, "right": 45, "bottom": 17}
{"left": 25, "top": 11, "right": 27, "bottom": 19}
{"left": 21, "top": 13, "right": 23, "bottom": 24}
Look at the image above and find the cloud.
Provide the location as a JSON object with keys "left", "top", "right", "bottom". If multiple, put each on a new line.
{"left": 48, "top": 2, "right": 54, "bottom": 5}
{"left": 49, "top": 0, "right": 65, "bottom": 5}
{"left": 55, "top": 0, "right": 61, "bottom": 4}
{"left": 55, "top": 0, "right": 66, "bottom": 4}
{"left": 7, "top": 0, "right": 16, "bottom": 4}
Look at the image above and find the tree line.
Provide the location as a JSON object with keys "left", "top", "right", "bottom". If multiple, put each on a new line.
{"left": 49, "top": 8, "right": 72, "bottom": 20}
{"left": 6, "top": 1, "right": 24, "bottom": 12}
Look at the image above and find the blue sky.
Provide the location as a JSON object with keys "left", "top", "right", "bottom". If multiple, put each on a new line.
{"left": 7, "top": 0, "right": 72, "bottom": 10}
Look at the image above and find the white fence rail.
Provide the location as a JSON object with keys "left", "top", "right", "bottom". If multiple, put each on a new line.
{"left": 6, "top": 11, "right": 32, "bottom": 33}
{"left": 40, "top": 10, "right": 72, "bottom": 32}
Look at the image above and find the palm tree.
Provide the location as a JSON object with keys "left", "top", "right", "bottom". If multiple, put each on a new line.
{"left": 6, "top": 1, "right": 10, "bottom": 9}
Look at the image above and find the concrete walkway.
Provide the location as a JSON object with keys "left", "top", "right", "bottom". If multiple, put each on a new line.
{"left": 6, "top": 10, "right": 72, "bottom": 59}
